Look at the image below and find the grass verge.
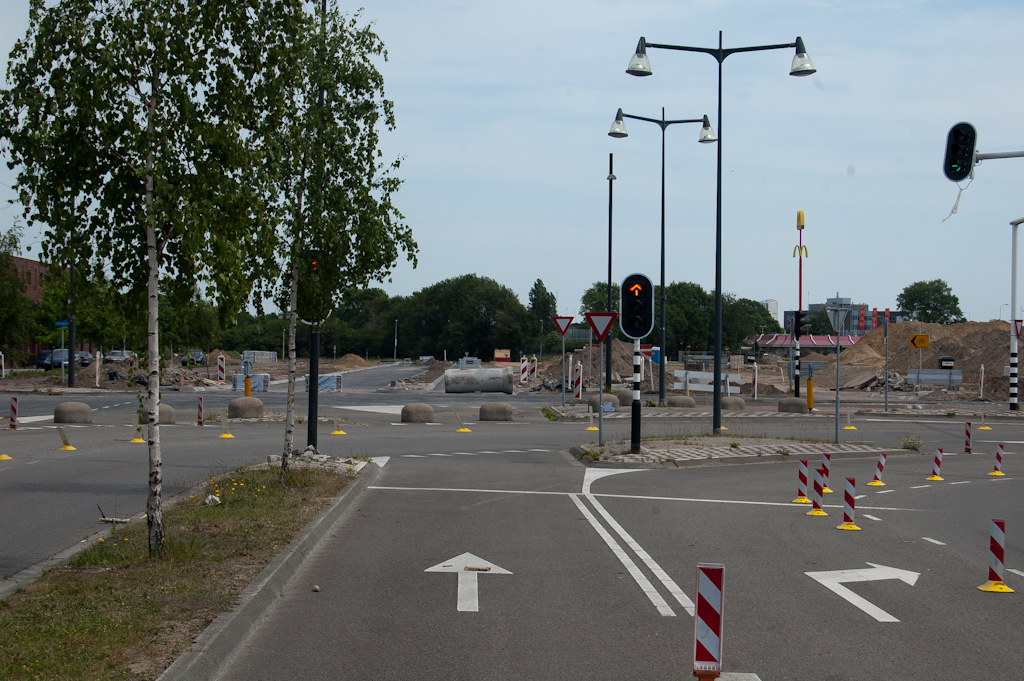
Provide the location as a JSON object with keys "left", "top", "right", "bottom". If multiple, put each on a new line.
{"left": 0, "top": 464, "right": 353, "bottom": 680}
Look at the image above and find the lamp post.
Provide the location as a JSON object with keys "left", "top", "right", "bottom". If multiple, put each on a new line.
{"left": 609, "top": 108, "right": 717, "bottom": 404}
{"left": 607, "top": 153, "right": 615, "bottom": 390}
{"left": 626, "top": 31, "right": 815, "bottom": 431}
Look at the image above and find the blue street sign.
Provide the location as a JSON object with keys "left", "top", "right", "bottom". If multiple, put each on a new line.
{"left": 54, "top": 321, "right": 69, "bottom": 327}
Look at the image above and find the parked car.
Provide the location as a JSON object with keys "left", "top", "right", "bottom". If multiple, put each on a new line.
{"left": 75, "top": 351, "right": 93, "bottom": 367}
{"left": 103, "top": 350, "right": 137, "bottom": 366}
{"left": 36, "top": 350, "right": 52, "bottom": 368}
{"left": 42, "top": 349, "right": 71, "bottom": 369}
{"left": 181, "top": 349, "right": 205, "bottom": 366}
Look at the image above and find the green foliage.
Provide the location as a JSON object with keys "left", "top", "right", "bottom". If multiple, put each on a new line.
{"left": 896, "top": 279, "right": 965, "bottom": 324}
{"left": 900, "top": 435, "right": 923, "bottom": 451}
{"left": 807, "top": 308, "right": 833, "bottom": 335}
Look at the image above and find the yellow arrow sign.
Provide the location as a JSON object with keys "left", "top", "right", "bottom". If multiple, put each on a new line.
{"left": 910, "top": 334, "right": 930, "bottom": 349}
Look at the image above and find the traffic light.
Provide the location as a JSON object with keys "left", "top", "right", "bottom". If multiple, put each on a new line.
{"left": 620, "top": 273, "right": 654, "bottom": 339}
{"left": 308, "top": 249, "right": 320, "bottom": 274}
{"left": 793, "top": 310, "right": 810, "bottom": 338}
{"left": 943, "top": 122, "right": 977, "bottom": 182}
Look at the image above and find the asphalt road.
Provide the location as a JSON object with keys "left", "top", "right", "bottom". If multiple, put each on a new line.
{"left": 3, "top": 370, "right": 1024, "bottom": 680}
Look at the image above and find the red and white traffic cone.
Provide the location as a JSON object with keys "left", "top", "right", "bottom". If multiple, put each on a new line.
{"left": 529, "top": 354, "right": 537, "bottom": 380}
{"left": 965, "top": 421, "right": 972, "bottom": 454}
{"left": 988, "top": 444, "right": 1006, "bottom": 476}
{"left": 8, "top": 396, "right": 16, "bottom": 430}
{"left": 806, "top": 467, "right": 828, "bottom": 516}
{"left": 520, "top": 357, "right": 529, "bottom": 384}
{"left": 197, "top": 396, "right": 204, "bottom": 427}
{"left": 821, "top": 453, "right": 833, "bottom": 493}
{"left": 793, "top": 459, "right": 811, "bottom": 504}
{"left": 573, "top": 362, "right": 582, "bottom": 401}
{"left": 927, "top": 448, "right": 944, "bottom": 481}
{"left": 867, "top": 451, "right": 888, "bottom": 486}
{"left": 978, "top": 519, "right": 1014, "bottom": 592}
{"left": 837, "top": 477, "right": 861, "bottom": 530}
{"left": 217, "top": 355, "right": 225, "bottom": 382}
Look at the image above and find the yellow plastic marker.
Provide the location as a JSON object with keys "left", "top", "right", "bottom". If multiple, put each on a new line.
{"left": 331, "top": 419, "right": 347, "bottom": 435}
{"left": 58, "top": 427, "right": 76, "bottom": 451}
{"left": 220, "top": 414, "right": 235, "bottom": 439}
{"left": 0, "top": 454, "right": 12, "bottom": 460}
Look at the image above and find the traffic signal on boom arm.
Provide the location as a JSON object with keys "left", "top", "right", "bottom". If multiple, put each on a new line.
{"left": 943, "top": 122, "right": 977, "bottom": 182}
{"left": 620, "top": 273, "right": 654, "bottom": 339}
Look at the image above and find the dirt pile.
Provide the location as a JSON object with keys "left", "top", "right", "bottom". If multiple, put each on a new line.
{"left": 321, "top": 353, "right": 374, "bottom": 372}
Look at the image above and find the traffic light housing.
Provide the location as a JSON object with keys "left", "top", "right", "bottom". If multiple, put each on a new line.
{"left": 620, "top": 273, "right": 654, "bottom": 339}
{"left": 943, "top": 122, "right": 977, "bottom": 182}
{"left": 793, "top": 310, "right": 810, "bottom": 338}
{"left": 308, "top": 249, "right": 321, "bottom": 274}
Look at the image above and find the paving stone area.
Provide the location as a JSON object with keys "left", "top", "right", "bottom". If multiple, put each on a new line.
{"left": 575, "top": 437, "right": 887, "bottom": 467}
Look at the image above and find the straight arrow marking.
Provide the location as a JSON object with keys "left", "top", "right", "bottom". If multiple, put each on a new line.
{"left": 425, "top": 552, "right": 511, "bottom": 612}
{"left": 805, "top": 563, "right": 919, "bottom": 622}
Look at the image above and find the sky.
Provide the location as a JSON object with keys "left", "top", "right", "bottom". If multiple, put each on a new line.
{"left": 3, "top": 0, "right": 1024, "bottom": 325}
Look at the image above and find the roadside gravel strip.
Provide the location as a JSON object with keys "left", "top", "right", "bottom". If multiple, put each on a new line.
{"left": 157, "top": 462, "right": 382, "bottom": 681}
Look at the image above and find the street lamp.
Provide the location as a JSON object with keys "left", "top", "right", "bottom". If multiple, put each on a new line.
{"left": 626, "top": 31, "right": 815, "bottom": 432}
{"left": 609, "top": 108, "right": 716, "bottom": 404}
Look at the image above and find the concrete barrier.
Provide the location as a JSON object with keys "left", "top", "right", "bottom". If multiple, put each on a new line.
{"left": 479, "top": 402, "right": 513, "bottom": 421}
{"left": 618, "top": 392, "right": 632, "bottom": 406}
{"left": 778, "top": 397, "right": 809, "bottom": 414}
{"left": 401, "top": 403, "right": 434, "bottom": 423}
{"left": 444, "top": 368, "right": 514, "bottom": 394}
{"left": 721, "top": 396, "right": 746, "bottom": 411}
{"left": 159, "top": 404, "right": 176, "bottom": 424}
{"left": 667, "top": 396, "right": 697, "bottom": 408}
{"left": 54, "top": 402, "right": 92, "bottom": 424}
{"left": 228, "top": 397, "right": 264, "bottom": 419}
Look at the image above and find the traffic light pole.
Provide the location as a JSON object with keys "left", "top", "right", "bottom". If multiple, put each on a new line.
{"left": 307, "top": 326, "right": 319, "bottom": 450}
{"left": 631, "top": 338, "right": 641, "bottom": 453}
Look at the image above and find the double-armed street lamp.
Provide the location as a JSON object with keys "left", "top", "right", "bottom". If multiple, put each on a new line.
{"left": 608, "top": 108, "right": 717, "bottom": 404}
{"left": 625, "top": 31, "right": 816, "bottom": 432}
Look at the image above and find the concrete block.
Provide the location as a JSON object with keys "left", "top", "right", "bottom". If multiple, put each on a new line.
{"left": 721, "top": 396, "right": 746, "bottom": 411}
{"left": 228, "top": 397, "right": 264, "bottom": 419}
{"left": 778, "top": 397, "right": 809, "bottom": 414}
{"left": 54, "top": 402, "right": 92, "bottom": 424}
{"left": 667, "top": 396, "right": 697, "bottom": 408}
{"left": 479, "top": 402, "right": 513, "bottom": 421}
{"left": 159, "top": 404, "right": 176, "bottom": 424}
{"left": 401, "top": 403, "right": 434, "bottom": 423}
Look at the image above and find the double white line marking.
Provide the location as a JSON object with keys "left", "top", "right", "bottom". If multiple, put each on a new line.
{"left": 572, "top": 470, "right": 694, "bottom": 617}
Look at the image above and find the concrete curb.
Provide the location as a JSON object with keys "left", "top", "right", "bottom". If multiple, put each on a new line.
{"left": 570, "top": 445, "right": 920, "bottom": 469}
{"left": 157, "top": 462, "right": 382, "bottom": 681}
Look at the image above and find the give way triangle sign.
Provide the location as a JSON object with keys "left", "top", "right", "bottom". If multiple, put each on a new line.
{"left": 551, "top": 316, "right": 574, "bottom": 336}
{"left": 585, "top": 312, "right": 619, "bottom": 342}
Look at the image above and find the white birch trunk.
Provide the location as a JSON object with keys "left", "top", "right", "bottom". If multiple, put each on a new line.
{"left": 145, "top": 87, "right": 164, "bottom": 554}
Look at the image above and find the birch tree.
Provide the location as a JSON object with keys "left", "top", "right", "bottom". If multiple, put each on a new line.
{"left": 1, "top": 0, "right": 296, "bottom": 554}
{"left": 265, "top": 3, "right": 417, "bottom": 469}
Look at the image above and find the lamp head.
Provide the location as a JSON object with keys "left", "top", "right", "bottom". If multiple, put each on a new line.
{"left": 790, "top": 36, "right": 816, "bottom": 76}
{"left": 698, "top": 115, "right": 717, "bottom": 144}
{"left": 608, "top": 109, "right": 628, "bottom": 138}
{"left": 626, "top": 37, "right": 652, "bottom": 77}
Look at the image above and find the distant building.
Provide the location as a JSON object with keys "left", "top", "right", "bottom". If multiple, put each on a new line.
{"left": 759, "top": 299, "right": 779, "bottom": 324}
{"left": 784, "top": 296, "right": 911, "bottom": 337}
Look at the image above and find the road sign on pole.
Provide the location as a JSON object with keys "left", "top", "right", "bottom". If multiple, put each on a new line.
{"left": 552, "top": 316, "right": 574, "bottom": 407}
{"left": 585, "top": 312, "right": 618, "bottom": 342}
{"left": 909, "top": 334, "right": 930, "bottom": 349}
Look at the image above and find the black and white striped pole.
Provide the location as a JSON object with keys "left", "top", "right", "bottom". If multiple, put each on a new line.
{"left": 1012, "top": 217, "right": 1022, "bottom": 411}
{"left": 620, "top": 273, "right": 654, "bottom": 454}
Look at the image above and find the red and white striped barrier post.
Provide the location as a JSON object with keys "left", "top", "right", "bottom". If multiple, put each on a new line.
{"left": 529, "top": 354, "right": 537, "bottom": 380}
{"left": 989, "top": 444, "right": 1006, "bottom": 476}
{"left": 793, "top": 460, "right": 811, "bottom": 503}
{"left": 693, "top": 563, "right": 725, "bottom": 680}
{"left": 520, "top": 357, "right": 528, "bottom": 384}
{"left": 197, "top": 396, "right": 204, "bottom": 427}
{"left": 837, "top": 477, "right": 861, "bottom": 530}
{"left": 217, "top": 355, "right": 225, "bottom": 382}
{"left": 807, "top": 467, "right": 828, "bottom": 516}
{"left": 9, "top": 396, "right": 17, "bottom": 430}
{"left": 978, "top": 519, "right": 1014, "bottom": 593}
{"left": 820, "top": 452, "right": 833, "bottom": 493}
{"left": 573, "top": 362, "right": 582, "bottom": 401}
{"left": 868, "top": 452, "right": 888, "bottom": 486}
{"left": 927, "top": 448, "right": 944, "bottom": 481}
{"left": 964, "top": 421, "right": 972, "bottom": 454}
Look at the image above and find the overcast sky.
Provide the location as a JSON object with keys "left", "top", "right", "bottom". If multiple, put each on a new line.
{"left": 4, "top": 0, "right": 1024, "bottom": 325}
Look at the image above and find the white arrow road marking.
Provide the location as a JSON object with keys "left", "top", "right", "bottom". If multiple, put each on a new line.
{"left": 921, "top": 537, "right": 946, "bottom": 545}
{"left": 806, "top": 563, "right": 919, "bottom": 622}
{"left": 425, "top": 552, "right": 511, "bottom": 612}
{"left": 582, "top": 468, "right": 642, "bottom": 496}
{"left": 371, "top": 457, "right": 390, "bottom": 466}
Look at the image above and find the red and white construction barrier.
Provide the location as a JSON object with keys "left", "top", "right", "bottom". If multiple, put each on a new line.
{"left": 217, "top": 355, "right": 226, "bottom": 382}
{"left": 693, "top": 563, "right": 725, "bottom": 679}
{"left": 807, "top": 467, "right": 828, "bottom": 516}
{"left": 837, "top": 477, "right": 861, "bottom": 530}
{"left": 965, "top": 421, "right": 972, "bottom": 454}
{"left": 197, "top": 396, "right": 204, "bottom": 427}
{"left": 820, "top": 452, "right": 833, "bottom": 493}
{"left": 978, "top": 519, "right": 1014, "bottom": 592}
{"left": 520, "top": 357, "right": 528, "bottom": 384}
{"left": 793, "top": 460, "right": 810, "bottom": 503}
{"left": 927, "top": 448, "right": 944, "bottom": 481}
{"left": 989, "top": 444, "right": 1006, "bottom": 477}
{"left": 868, "top": 452, "right": 888, "bottom": 486}
{"left": 9, "top": 396, "right": 17, "bottom": 430}
{"left": 573, "top": 362, "right": 582, "bottom": 400}
{"left": 529, "top": 354, "right": 537, "bottom": 380}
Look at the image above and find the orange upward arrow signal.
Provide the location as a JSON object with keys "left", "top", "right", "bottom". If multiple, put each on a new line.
{"left": 629, "top": 284, "right": 642, "bottom": 296}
